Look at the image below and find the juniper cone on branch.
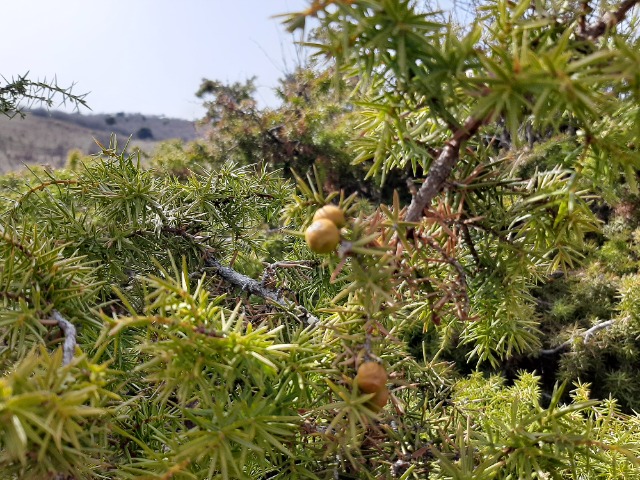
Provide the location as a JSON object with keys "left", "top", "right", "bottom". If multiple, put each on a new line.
{"left": 2, "top": 0, "right": 640, "bottom": 479}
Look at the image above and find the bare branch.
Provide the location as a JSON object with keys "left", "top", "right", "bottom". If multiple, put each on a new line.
{"left": 204, "top": 256, "right": 289, "bottom": 306}
{"left": 540, "top": 318, "right": 618, "bottom": 355}
{"left": 579, "top": 0, "right": 640, "bottom": 39}
{"left": 584, "top": 319, "right": 617, "bottom": 342}
{"left": 404, "top": 116, "right": 486, "bottom": 223}
{"left": 52, "top": 310, "right": 76, "bottom": 366}
{"left": 204, "top": 255, "right": 320, "bottom": 325}
{"left": 158, "top": 225, "right": 320, "bottom": 325}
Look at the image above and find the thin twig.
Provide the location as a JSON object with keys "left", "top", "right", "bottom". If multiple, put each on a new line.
{"left": 14, "top": 180, "right": 81, "bottom": 206}
{"left": 459, "top": 221, "right": 482, "bottom": 270}
{"left": 261, "top": 260, "right": 315, "bottom": 292}
{"left": 204, "top": 255, "right": 320, "bottom": 325}
{"left": 539, "top": 318, "right": 618, "bottom": 355}
{"left": 584, "top": 319, "right": 617, "bottom": 342}
{"left": 420, "top": 235, "right": 471, "bottom": 319}
{"left": 159, "top": 226, "right": 320, "bottom": 325}
{"left": 52, "top": 310, "right": 76, "bottom": 365}
{"left": 262, "top": 260, "right": 315, "bottom": 270}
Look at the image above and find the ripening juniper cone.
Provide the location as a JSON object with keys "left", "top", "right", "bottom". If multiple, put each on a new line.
{"left": 355, "top": 362, "right": 389, "bottom": 411}
{"left": 355, "top": 362, "right": 387, "bottom": 394}
{"left": 313, "top": 204, "right": 346, "bottom": 228}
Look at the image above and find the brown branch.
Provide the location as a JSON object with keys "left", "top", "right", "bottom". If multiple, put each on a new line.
{"left": 404, "top": 116, "right": 486, "bottom": 223}
{"left": 578, "top": 0, "right": 591, "bottom": 34}
{"left": 460, "top": 222, "right": 482, "bottom": 270}
{"left": 16, "top": 180, "right": 81, "bottom": 206}
{"left": 418, "top": 234, "right": 471, "bottom": 319}
{"left": 579, "top": 0, "right": 640, "bottom": 39}
{"left": 403, "top": 0, "right": 639, "bottom": 225}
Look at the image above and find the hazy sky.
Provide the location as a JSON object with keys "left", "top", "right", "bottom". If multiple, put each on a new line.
{"left": 2, "top": 1, "right": 310, "bottom": 120}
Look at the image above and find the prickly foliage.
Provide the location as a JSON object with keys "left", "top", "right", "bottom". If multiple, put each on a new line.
{"left": 1, "top": 0, "right": 640, "bottom": 478}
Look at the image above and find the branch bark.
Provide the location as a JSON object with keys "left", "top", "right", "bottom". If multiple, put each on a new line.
{"left": 539, "top": 318, "right": 618, "bottom": 355}
{"left": 404, "top": 115, "right": 486, "bottom": 223}
{"left": 404, "top": 0, "right": 639, "bottom": 224}
{"left": 203, "top": 255, "right": 320, "bottom": 325}
{"left": 53, "top": 310, "right": 76, "bottom": 366}
{"left": 158, "top": 226, "right": 320, "bottom": 325}
{"left": 579, "top": 0, "right": 640, "bottom": 39}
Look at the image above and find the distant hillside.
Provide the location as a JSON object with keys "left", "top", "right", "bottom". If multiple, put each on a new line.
{"left": 0, "top": 110, "right": 200, "bottom": 174}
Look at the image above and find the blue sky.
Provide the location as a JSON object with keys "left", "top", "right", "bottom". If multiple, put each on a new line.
{"left": 2, "top": 1, "right": 310, "bottom": 120}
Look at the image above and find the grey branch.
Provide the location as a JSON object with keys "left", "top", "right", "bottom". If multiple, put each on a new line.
{"left": 204, "top": 255, "right": 319, "bottom": 325}
{"left": 540, "top": 318, "right": 618, "bottom": 355}
{"left": 159, "top": 226, "right": 320, "bottom": 325}
{"left": 53, "top": 310, "right": 76, "bottom": 365}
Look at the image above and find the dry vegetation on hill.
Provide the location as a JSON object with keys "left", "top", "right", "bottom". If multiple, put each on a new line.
{"left": 0, "top": 110, "right": 198, "bottom": 173}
